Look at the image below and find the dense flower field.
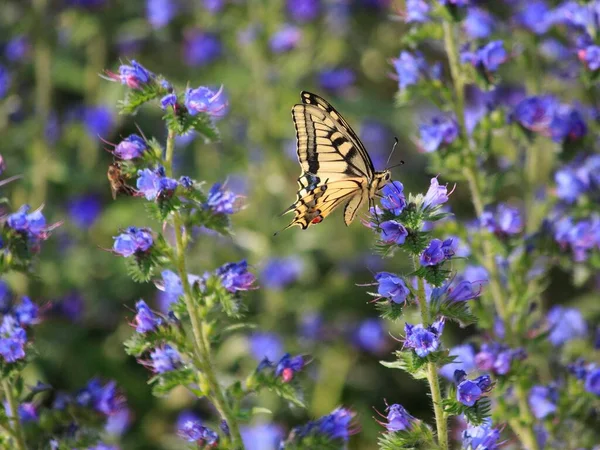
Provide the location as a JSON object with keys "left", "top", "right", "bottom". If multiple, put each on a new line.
{"left": 1, "top": 0, "right": 599, "bottom": 449}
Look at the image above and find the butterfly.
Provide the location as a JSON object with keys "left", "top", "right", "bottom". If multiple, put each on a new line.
{"left": 107, "top": 162, "right": 137, "bottom": 200}
{"left": 278, "top": 91, "right": 399, "bottom": 233}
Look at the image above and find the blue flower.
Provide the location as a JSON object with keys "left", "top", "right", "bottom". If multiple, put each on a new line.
{"left": 512, "top": 95, "right": 556, "bottom": 133}
{"left": 423, "top": 177, "right": 452, "bottom": 209}
{"left": 456, "top": 372, "right": 492, "bottom": 406}
{"left": 178, "top": 420, "right": 219, "bottom": 445}
{"left": 549, "top": 105, "right": 587, "bottom": 142}
{"left": 516, "top": 0, "right": 556, "bottom": 34}
{"left": 314, "top": 407, "right": 354, "bottom": 441}
{"left": 567, "top": 359, "right": 588, "bottom": 380}
{"left": 0, "top": 65, "right": 10, "bottom": 99}
{"left": 287, "top": 0, "right": 321, "bottom": 22}
{"left": 136, "top": 168, "right": 178, "bottom": 200}
{"left": 318, "top": 68, "right": 355, "bottom": 93}
{"left": 275, "top": 353, "right": 305, "bottom": 382}
{"left": 464, "top": 8, "right": 494, "bottom": 38}
{"left": 419, "top": 115, "right": 459, "bottom": 152}
{"left": 480, "top": 203, "right": 523, "bottom": 236}
{"left": 0, "top": 316, "right": 27, "bottom": 363}
{"left": 475, "top": 41, "right": 508, "bottom": 72}
{"left": 249, "top": 332, "right": 283, "bottom": 362}
{"left": 150, "top": 344, "right": 181, "bottom": 373}
{"left": 114, "top": 134, "right": 147, "bottom": 160}
{"left": 160, "top": 93, "right": 177, "bottom": 110}
{"left": 76, "top": 379, "right": 123, "bottom": 416}
{"left": 555, "top": 165, "right": 588, "bottom": 203}
{"left": 380, "top": 181, "right": 406, "bottom": 215}
{"left": 461, "top": 419, "right": 501, "bottom": 450}
{"left": 528, "top": 385, "right": 557, "bottom": 419}
{"left": 261, "top": 257, "right": 303, "bottom": 289}
{"left": 355, "top": 318, "right": 387, "bottom": 353}
{"left": 585, "top": 366, "right": 600, "bottom": 396}
{"left": 439, "top": 0, "right": 469, "bottom": 6}
{"left": 547, "top": 306, "right": 587, "bottom": 346}
{"left": 146, "top": 0, "right": 177, "bottom": 29}
{"left": 391, "top": 51, "right": 426, "bottom": 91}
{"left": 14, "top": 297, "right": 38, "bottom": 326}
{"left": 269, "top": 24, "right": 302, "bottom": 53}
{"left": 133, "top": 300, "right": 161, "bottom": 333}
{"left": 241, "top": 424, "right": 283, "bottom": 450}
{"left": 375, "top": 272, "right": 410, "bottom": 304}
{"left": 184, "top": 86, "right": 228, "bottom": 118}
{"left": 205, "top": 182, "right": 238, "bottom": 214}
{"left": 440, "top": 344, "right": 476, "bottom": 379}
{"left": 385, "top": 404, "right": 415, "bottom": 431}
{"left": 183, "top": 31, "right": 221, "bottom": 66}
{"left": 445, "top": 280, "right": 482, "bottom": 302}
{"left": 5, "top": 36, "right": 30, "bottom": 62}
{"left": 578, "top": 45, "right": 600, "bottom": 70}
{"left": 379, "top": 220, "right": 408, "bottom": 244}
{"left": 68, "top": 194, "right": 102, "bottom": 229}
{"left": 6, "top": 205, "right": 54, "bottom": 242}
{"left": 83, "top": 106, "right": 114, "bottom": 138}
{"left": 420, "top": 239, "right": 447, "bottom": 266}
{"left": 404, "top": 318, "right": 445, "bottom": 357}
{"left": 216, "top": 260, "right": 256, "bottom": 293}
{"left": 404, "top": 0, "right": 430, "bottom": 23}
{"left": 475, "top": 342, "right": 524, "bottom": 375}
{"left": 107, "top": 60, "right": 153, "bottom": 89}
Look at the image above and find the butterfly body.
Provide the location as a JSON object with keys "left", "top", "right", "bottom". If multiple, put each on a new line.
{"left": 107, "top": 163, "right": 137, "bottom": 200}
{"left": 280, "top": 91, "right": 392, "bottom": 232}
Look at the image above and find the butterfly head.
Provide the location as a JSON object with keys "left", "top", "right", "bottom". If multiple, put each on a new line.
{"left": 373, "top": 170, "right": 392, "bottom": 192}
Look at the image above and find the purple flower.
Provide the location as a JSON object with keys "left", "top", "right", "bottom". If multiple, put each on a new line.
{"left": 547, "top": 306, "right": 587, "bottom": 346}
{"left": 261, "top": 257, "right": 303, "bottom": 289}
{"left": 241, "top": 424, "right": 283, "bottom": 450}
{"left": 516, "top": 0, "right": 556, "bottom": 34}
{"left": 249, "top": 332, "right": 283, "bottom": 362}
{"left": 14, "top": 297, "right": 38, "bottom": 326}
{"left": 423, "top": 177, "right": 452, "bottom": 209}
{"left": 150, "top": 344, "right": 181, "bottom": 373}
{"left": 136, "top": 168, "right": 178, "bottom": 200}
{"left": 404, "top": 0, "right": 430, "bottom": 23}
{"left": 183, "top": 31, "right": 221, "bottom": 66}
{"left": 318, "top": 68, "right": 355, "bottom": 93}
{"left": 205, "top": 182, "right": 238, "bottom": 214}
{"left": 107, "top": 60, "right": 153, "bottom": 89}
{"left": 419, "top": 115, "right": 459, "bottom": 152}
{"left": 475, "top": 342, "right": 523, "bottom": 375}
{"left": 404, "top": 318, "right": 445, "bottom": 357}
{"left": 287, "top": 0, "right": 321, "bottom": 22}
{"left": 461, "top": 419, "right": 501, "bottom": 450}
{"left": 113, "top": 227, "right": 153, "bottom": 257}
{"left": 480, "top": 203, "right": 523, "bottom": 236}
{"left": 555, "top": 165, "right": 588, "bottom": 203}
{"left": 512, "top": 96, "right": 556, "bottom": 133}
{"left": 0, "top": 316, "right": 27, "bottom": 363}
{"left": 585, "top": 366, "right": 600, "bottom": 396}
{"left": 314, "top": 408, "right": 354, "bottom": 441}
{"left": 275, "top": 353, "right": 305, "bottom": 382}
{"left": 464, "top": 8, "right": 494, "bottom": 38}
{"left": 549, "top": 105, "right": 587, "bottom": 142}
{"left": 6, "top": 205, "right": 55, "bottom": 243}
{"left": 380, "top": 181, "right": 406, "bottom": 215}
{"left": 133, "top": 300, "right": 161, "bottom": 333}
{"left": 440, "top": 344, "right": 476, "bottom": 379}
{"left": 439, "top": 0, "right": 469, "bottom": 6}
{"left": 385, "top": 404, "right": 415, "bottom": 431}
{"left": 83, "top": 106, "right": 114, "bottom": 138}
{"left": 445, "top": 280, "right": 481, "bottom": 302}
{"left": 178, "top": 421, "right": 219, "bottom": 445}
{"left": 355, "top": 318, "right": 386, "bottom": 353}
{"left": 420, "top": 239, "right": 446, "bottom": 266}
{"left": 475, "top": 41, "right": 508, "bottom": 72}
{"left": 68, "top": 194, "right": 102, "bottom": 229}
{"left": 391, "top": 51, "right": 426, "bottom": 91}
{"left": 578, "top": 45, "right": 600, "bottom": 70}
{"left": 184, "top": 85, "right": 227, "bottom": 118}
{"left": 379, "top": 220, "right": 408, "bottom": 244}
{"left": 5, "top": 36, "right": 30, "bottom": 62}
{"left": 216, "top": 260, "right": 256, "bottom": 293}
{"left": 529, "top": 385, "right": 557, "bottom": 419}
{"left": 269, "top": 24, "right": 302, "bottom": 53}
{"left": 456, "top": 372, "right": 493, "bottom": 406}
{"left": 375, "top": 272, "right": 410, "bottom": 304}
{"left": 18, "top": 403, "right": 38, "bottom": 423}
{"left": 160, "top": 93, "right": 177, "bottom": 110}
{"left": 76, "top": 379, "right": 123, "bottom": 416}
{"left": 0, "top": 65, "right": 10, "bottom": 99}
{"left": 114, "top": 134, "right": 147, "bottom": 160}
{"left": 146, "top": 0, "right": 177, "bottom": 29}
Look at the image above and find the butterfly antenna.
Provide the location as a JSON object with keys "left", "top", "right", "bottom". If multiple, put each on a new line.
{"left": 385, "top": 137, "right": 399, "bottom": 167}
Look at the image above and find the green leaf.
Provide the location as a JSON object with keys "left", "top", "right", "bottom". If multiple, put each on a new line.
{"left": 375, "top": 301, "right": 405, "bottom": 321}
{"left": 430, "top": 298, "right": 478, "bottom": 327}
{"left": 150, "top": 367, "right": 196, "bottom": 396}
{"left": 163, "top": 110, "right": 220, "bottom": 142}
{"left": 381, "top": 351, "right": 428, "bottom": 380}
{"left": 378, "top": 421, "right": 438, "bottom": 450}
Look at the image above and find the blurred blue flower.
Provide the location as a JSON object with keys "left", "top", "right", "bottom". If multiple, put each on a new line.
{"left": 547, "top": 306, "right": 587, "bottom": 346}
{"left": 68, "top": 194, "right": 101, "bottom": 229}
{"left": 549, "top": 105, "right": 587, "bottom": 142}
{"left": 423, "top": 177, "right": 452, "bottom": 209}
{"left": 391, "top": 51, "right": 426, "bottom": 91}
{"left": 261, "top": 257, "right": 303, "bottom": 289}
{"left": 528, "top": 385, "right": 557, "bottom": 419}
{"left": 115, "top": 134, "right": 147, "bottom": 160}
{"left": 112, "top": 227, "right": 153, "bottom": 257}
{"left": 150, "top": 344, "right": 181, "bottom": 373}
{"left": 512, "top": 95, "right": 556, "bottom": 133}
{"left": 184, "top": 85, "right": 228, "bottom": 118}
{"left": 461, "top": 419, "right": 501, "bottom": 450}
{"left": 178, "top": 421, "right": 219, "bottom": 445}
{"left": 359, "top": 120, "right": 391, "bottom": 169}
{"left": 475, "top": 342, "right": 523, "bottom": 375}
{"left": 0, "top": 281, "right": 10, "bottom": 314}
{"left": 567, "top": 359, "right": 588, "bottom": 380}
{"left": 146, "top": 0, "right": 178, "bottom": 29}
{"left": 440, "top": 344, "right": 476, "bottom": 379}
{"left": 0, "top": 65, "right": 10, "bottom": 99}
{"left": 578, "top": 45, "right": 600, "bottom": 70}
{"left": 249, "top": 332, "right": 283, "bottom": 362}
{"left": 474, "top": 41, "right": 508, "bottom": 72}
{"left": 375, "top": 272, "right": 409, "bottom": 304}
{"left": 241, "top": 424, "right": 283, "bottom": 450}
{"left": 516, "top": 0, "right": 556, "bottom": 34}
{"left": 355, "top": 318, "right": 386, "bottom": 353}
{"left": 205, "top": 182, "right": 238, "bottom": 214}
{"left": 404, "top": 0, "right": 430, "bottom": 23}
{"left": 555, "top": 165, "right": 588, "bottom": 203}
{"left": 461, "top": 265, "right": 488, "bottom": 289}
{"left": 585, "top": 366, "right": 600, "bottom": 395}
{"left": 183, "top": 31, "right": 221, "bottom": 66}
{"left": 379, "top": 220, "right": 408, "bottom": 244}
{"left": 202, "top": 0, "right": 224, "bottom": 13}
{"left": 7, "top": 205, "right": 54, "bottom": 243}
{"left": 480, "top": 203, "right": 523, "bottom": 236}
{"left": 270, "top": 24, "right": 302, "bottom": 53}
{"left": 439, "top": 0, "right": 469, "bottom": 6}
{"left": 14, "top": 296, "right": 38, "bottom": 326}
{"left": 287, "top": 0, "right": 321, "bottom": 22}
{"left": 83, "top": 106, "right": 114, "bottom": 138}
{"left": 133, "top": 300, "right": 161, "bottom": 333}
{"left": 0, "top": 316, "right": 27, "bottom": 362}
{"left": 404, "top": 319, "right": 444, "bottom": 357}
{"left": 105, "top": 407, "right": 131, "bottom": 436}
{"left": 318, "top": 68, "right": 355, "bottom": 93}
{"left": 216, "top": 260, "right": 256, "bottom": 292}
{"left": 76, "top": 379, "right": 123, "bottom": 416}
{"left": 160, "top": 93, "right": 177, "bottom": 110}
{"left": 464, "top": 8, "right": 494, "bottom": 38}
{"left": 384, "top": 404, "right": 414, "bottom": 431}
{"left": 456, "top": 371, "right": 492, "bottom": 406}
{"left": 275, "top": 353, "right": 305, "bottom": 382}
{"left": 418, "top": 115, "right": 459, "bottom": 152}
{"left": 17, "top": 403, "right": 38, "bottom": 423}
{"left": 5, "top": 35, "right": 30, "bottom": 62}
{"left": 307, "top": 407, "right": 354, "bottom": 441}
{"left": 380, "top": 181, "right": 406, "bottom": 215}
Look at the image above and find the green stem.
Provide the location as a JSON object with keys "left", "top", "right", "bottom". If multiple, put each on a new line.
{"left": 2, "top": 379, "right": 27, "bottom": 450}
{"left": 164, "top": 130, "right": 244, "bottom": 448}
{"left": 442, "top": 21, "right": 540, "bottom": 450}
{"left": 413, "top": 257, "right": 448, "bottom": 450}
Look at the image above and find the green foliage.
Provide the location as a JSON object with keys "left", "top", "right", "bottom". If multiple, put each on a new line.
{"left": 150, "top": 367, "right": 197, "bottom": 396}
{"left": 412, "top": 265, "right": 452, "bottom": 287}
{"left": 443, "top": 392, "right": 493, "bottom": 426}
{"left": 381, "top": 350, "right": 455, "bottom": 380}
{"left": 429, "top": 298, "right": 478, "bottom": 327}
{"left": 246, "top": 370, "right": 305, "bottom": 408}
{"left": 378, "top": 421, "right": 438, "bottom": 450}
{"left": 375, "top": 300, "right": 405, "bottom": 321}
{"left": 125, "top": 254, "right": 156, "bottom": 283}
{"left": 117, "top": 81, "right": 165, "bottom": 115}
{"left": 163, "top": 109, "right": 220, "bottom": 142}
